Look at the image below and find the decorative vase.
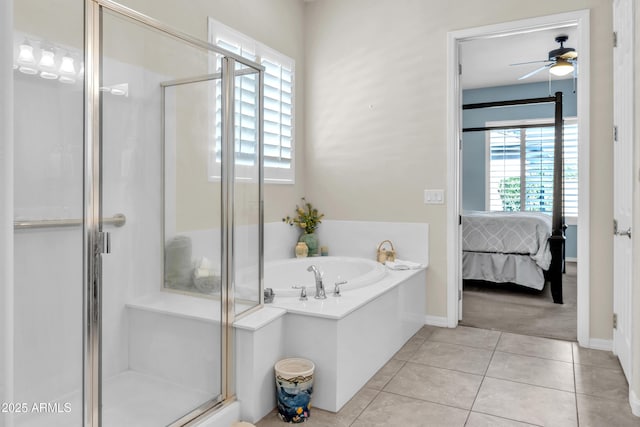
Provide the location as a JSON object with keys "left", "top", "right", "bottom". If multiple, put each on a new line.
{"left": 295, "top": 242, "right": 308, "bottom": 258}
{"left": 299, "top": 232, "right": 319, "bottom": 256}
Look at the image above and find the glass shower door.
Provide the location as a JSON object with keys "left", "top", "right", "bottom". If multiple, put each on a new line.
{"left": 232, "top": 65, "right": 263, "bottom": 316}
{"left": 98, "top": 9, "right": 224, "bottom": 426}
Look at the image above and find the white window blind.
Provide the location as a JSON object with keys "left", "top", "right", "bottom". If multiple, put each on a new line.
{"left": 487, "top": 118, "right": 578, "bottom": 219}
{"left": 208, "top": 18, "right": 295, "bottom": 183}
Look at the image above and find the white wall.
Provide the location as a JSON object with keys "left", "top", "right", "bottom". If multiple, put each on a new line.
{"left": 303, "top": 0, "right": 614, "bottom": 340}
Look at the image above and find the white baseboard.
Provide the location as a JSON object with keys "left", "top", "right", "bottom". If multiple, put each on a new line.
{"left": 424, "top": 315, "right": 450, "bottom": 328}
{"left": 585, "top": 338, "right": 613, "bottom": 351}
{"left": 631, "top": 389, "right": 640, "bottom": 417}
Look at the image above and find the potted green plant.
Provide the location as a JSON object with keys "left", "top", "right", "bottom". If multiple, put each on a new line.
{"left": 282, "top": 197, "right": 325, "bottom": 256}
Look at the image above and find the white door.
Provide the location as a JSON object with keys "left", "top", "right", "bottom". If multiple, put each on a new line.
{"left": 612, "top": 0, "right": 634, "bottom": 382}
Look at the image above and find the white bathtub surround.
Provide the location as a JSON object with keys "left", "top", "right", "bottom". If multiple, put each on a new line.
{"left": 316, "top": 220, "right": 429, "bottom": 266}
{"left": 264, "top": 221, "right": 303, "bottom": 261}
{"left": 264, "top": 256, "right": 387, "bottom": 297}
{"left": 264, "top": 220, "right": 429, "bottom": 265}
{"left": 232, "top": 265, "right": 427, "bottom": 422}
{"left": 219, "top": 220, "right": 430, "bottom": 423}
{"left": 234, "top": 307, "right": 287, "bottom": 424}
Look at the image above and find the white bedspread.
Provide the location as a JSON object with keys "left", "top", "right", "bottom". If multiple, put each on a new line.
{"left": 462, "top": 211, "right": 552, "bottom": 270}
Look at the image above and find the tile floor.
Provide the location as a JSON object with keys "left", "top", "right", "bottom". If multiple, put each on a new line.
{"left": 255, "top": 325, "right": 639, "bottom": 427}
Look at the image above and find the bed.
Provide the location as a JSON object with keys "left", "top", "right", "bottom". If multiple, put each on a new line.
{"left": 462, "top": 211, "right": 552, "bottom": 291}
{"left": 462, "top": 92, "right": 566, "bottom": 304}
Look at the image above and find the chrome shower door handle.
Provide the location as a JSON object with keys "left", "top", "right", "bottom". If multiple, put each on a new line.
{"left": 98, "top": 231, "right": 111, "bottom": 254}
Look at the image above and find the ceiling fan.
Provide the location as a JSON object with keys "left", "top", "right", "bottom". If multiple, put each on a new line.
{"left": 511, "top": 35, "right": 578, "bottom": 80}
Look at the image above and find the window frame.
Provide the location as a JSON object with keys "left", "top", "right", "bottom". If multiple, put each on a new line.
{"left": 208, "top": 17, "right": 295, "bottom": 184}
{"left": 484, "top": 117, "right": 578, "bottom": 225}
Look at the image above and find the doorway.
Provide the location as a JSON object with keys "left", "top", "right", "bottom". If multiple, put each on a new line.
{"left": 446, "top": 10, "right": 591, "bottom": 345}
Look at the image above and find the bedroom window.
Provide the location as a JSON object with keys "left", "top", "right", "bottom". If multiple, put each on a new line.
{"left": 208, "top": 18, "right": 295, "bottom": 184}
{"left": 486, "top": 118, "right": 578, "bottom": 221}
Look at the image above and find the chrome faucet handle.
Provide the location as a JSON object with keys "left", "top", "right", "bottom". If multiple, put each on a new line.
{"left": 334, "top": 280, "right": 347, "bottom": 297}
{"left": 292, "top": 285, "right": 307, "bottom": 301}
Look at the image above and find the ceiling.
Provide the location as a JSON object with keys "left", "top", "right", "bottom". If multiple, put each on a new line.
{"left": 460, "top": 25, "right": 578, "bottom": 90}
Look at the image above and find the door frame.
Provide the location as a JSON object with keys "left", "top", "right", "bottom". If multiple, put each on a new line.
{"left": 445, "top": 10, "right": 591, "bottom": 347}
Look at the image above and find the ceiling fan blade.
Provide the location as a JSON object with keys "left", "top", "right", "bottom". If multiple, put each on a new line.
{"left": 509, "top": 59, "right": 552, "bottom": 66}
{"left": 518, "top": 65, "right": 551, "bottom": 80}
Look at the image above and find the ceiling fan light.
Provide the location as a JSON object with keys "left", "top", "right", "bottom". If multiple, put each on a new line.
{"left": 549, "top": 59, "right": 574, "bottom": 77}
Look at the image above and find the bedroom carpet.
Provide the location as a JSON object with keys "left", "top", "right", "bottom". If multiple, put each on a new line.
{"left": 460, "top": 262, "right": 577, "bottom": 341}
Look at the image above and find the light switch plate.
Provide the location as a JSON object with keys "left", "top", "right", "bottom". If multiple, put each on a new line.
{"left": 424, "top": 189, "right": 445, "bottom": 204}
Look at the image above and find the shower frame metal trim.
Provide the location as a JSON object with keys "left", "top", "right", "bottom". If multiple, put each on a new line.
{"left": 83, "top": 0, "right": 264, "bottom": 425}
{"left": 83, "top": 1, "right": 101, "bottom": 426}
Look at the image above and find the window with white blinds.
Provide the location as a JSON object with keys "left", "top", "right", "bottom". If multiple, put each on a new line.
{"left": 486, "top": 118, "right": 578, "bottom": 219}
{"left": 208, "top": 18, "right": 295, "bottom": 183}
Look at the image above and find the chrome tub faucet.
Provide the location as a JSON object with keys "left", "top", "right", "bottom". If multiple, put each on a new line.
{"left": 307, "top": 265, "right": 326, "bottom": 299}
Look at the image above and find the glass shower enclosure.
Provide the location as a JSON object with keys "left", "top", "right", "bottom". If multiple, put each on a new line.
{"left": 5, "top": 0, "right": 263, "bottom": 426}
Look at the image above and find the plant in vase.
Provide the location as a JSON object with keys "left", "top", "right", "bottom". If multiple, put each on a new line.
{"left": 282, "top": 197, "right": 325, "bottom": 256}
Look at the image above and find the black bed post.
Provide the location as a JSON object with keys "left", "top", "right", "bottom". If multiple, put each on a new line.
{"left": 549, "top": 91, "right": 565, "bottom": 304}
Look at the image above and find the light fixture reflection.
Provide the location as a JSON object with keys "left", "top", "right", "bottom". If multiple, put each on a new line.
{"left": 58, "top": 54, "right": 76, "bottom": 84}
{"left": 17, "top": 41, "right": 37, "bottom": 75}
{"left": 110, "top": 83, "right": 129, "bottom": 96}
{"left": 549, "top": 59, "right": 574, "bottom": 77}
{"left": 13, "top": 35, "right": 95, "bottom": 87}
{"left": 39, "top": 48, "right": 58, "bottom": 79}
{"left": 99, "top": 83, "right": 129, "bottom": 97}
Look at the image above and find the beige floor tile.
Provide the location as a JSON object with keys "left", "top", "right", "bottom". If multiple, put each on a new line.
{"left": 365, "top": 359, "right": 406, "bottom": 390}
{"left": 486, "top": 351, "right": 575, "bottom": 392}
{"left": 410, "top": 341, "right": 493, "bottom": 375}
{"left": 255, "top": 387, "right": 379, "bottom": 427}
{"left": 414, "top": 324, "right": 438, "bottom": 340}
{"left": 576, "top": 393, "right": 640, "bottom": 427}
{"left": 496, "top": 332, "right": 573, "bottom": 362}
{"left": 351, "top": 391, "right": 468, "bottom": 427}
{"left": 254, "top": 408, "right": 340, "bottom": 427}
{"left": 574, "top": 363, "right": 629, "bottom": 401}
{"left": 427, "top": 325, "right": 501, "bottom": 350}
{"left": 465, "top": 412, "right": 539, "bottom": 426}
{"left": 473, "top": 377, "right": 577, "bottom": 426}
{"left": 572, "top": 342, "right": 622, "bottom": 370}
{"left": 383, "top": 362, "right": 483, "bottom": 409}
{"left": 393, "top": 334, "right": 428, "bottom": 361}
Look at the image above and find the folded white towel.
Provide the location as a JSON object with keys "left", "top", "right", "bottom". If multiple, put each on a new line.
{"left": 385, "top": 259, "right": 423, "bottom": 270}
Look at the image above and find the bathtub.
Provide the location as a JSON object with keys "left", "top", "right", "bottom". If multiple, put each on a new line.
{"left": 263, "top": 256, "right": 387, "bottom": 298}
{"left": 233, "top": 256, "right": 427, "bottom": 420}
